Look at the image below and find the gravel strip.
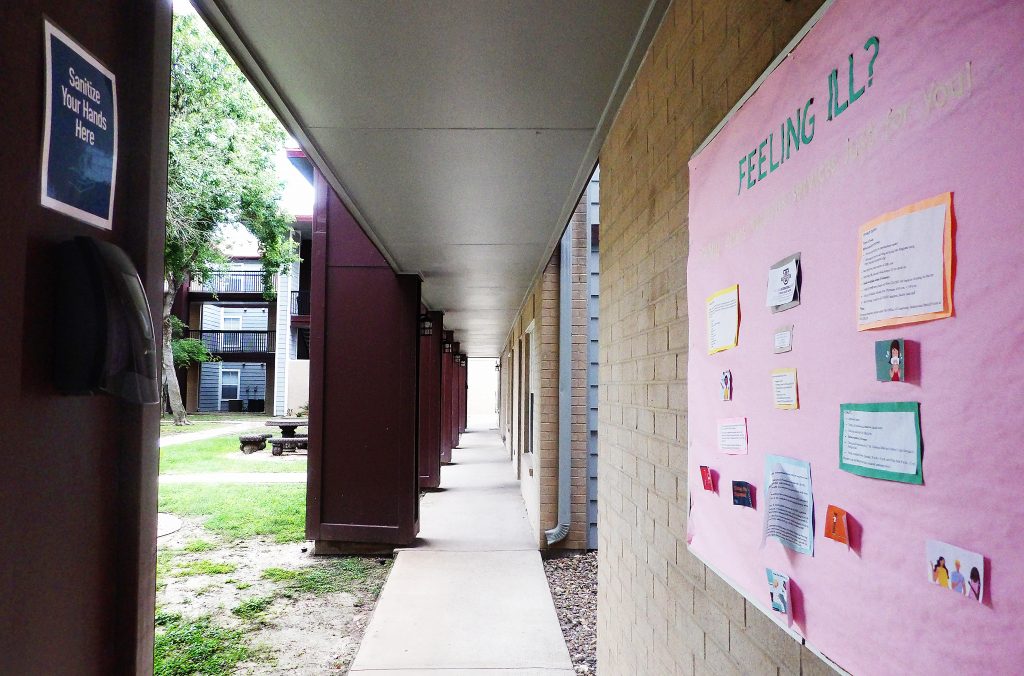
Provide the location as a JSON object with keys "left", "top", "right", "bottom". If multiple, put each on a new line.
{"left": 544, "top": 551, "right": 598, "bottom": 674}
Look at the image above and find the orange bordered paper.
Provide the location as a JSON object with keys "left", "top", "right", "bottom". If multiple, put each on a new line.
{"left": 856, "top": 193, "right": 954, "bottom": 331}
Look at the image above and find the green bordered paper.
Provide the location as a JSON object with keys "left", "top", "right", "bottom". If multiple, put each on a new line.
{"left": 839, "top": 402, "right": 922, "bottom": 484}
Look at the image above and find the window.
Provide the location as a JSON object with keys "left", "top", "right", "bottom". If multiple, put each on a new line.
{"left": 220, "top": 369, "right": 240, "bottom": 401}
{"left": 222, "top": 316, "right": 241, "bottom": 348}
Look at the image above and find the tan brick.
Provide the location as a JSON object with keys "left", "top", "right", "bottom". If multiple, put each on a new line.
{"left": 742, "top": 600, "right": 802, "bottom": 675}
{"left": 692, "top": 587, "right": 730, "bottom": 650}
{"left": 799, "top": 645, "right": 838, "bottom": 676}
{"left": 705, "top": 570, "right": 746, "bottom": 626}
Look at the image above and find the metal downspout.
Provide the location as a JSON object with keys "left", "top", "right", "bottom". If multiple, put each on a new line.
{"left": 546, "top": 228, "right": 573, "bottom": 545}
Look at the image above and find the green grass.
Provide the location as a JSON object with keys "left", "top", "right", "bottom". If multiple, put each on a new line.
{"left": 232, "top": 595, "right": 276, "bottom": 622}
{"left": 158, "top": 483, "right": 306, "bottom": 543}
{"left": 154, "top": 611, "right": 257, "bottom": 676}
{"left": 160, "top": 420, "right": 240, "bottom": 437}
{"left": 261, "top": 558, "right": 377, "bottom": 595}
{"left": 173, "top": 560, "right": 238, "bottom": 577}
{"left": 160, "top": 436, "right": 306, "bottom": 475}
{"left": 183, "top": 539, "right": 217, "bottom": 553}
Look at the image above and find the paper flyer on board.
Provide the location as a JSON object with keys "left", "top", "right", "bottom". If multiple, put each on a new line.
{"left": 717, "top": 417, "right": 748, "bottom": 454}
{"left": 762, "top": 455, "right": 814, "bottom": 556}
{"left": 706, "top": 285, "right": 739, "bottom": 354}
{"left": 839, "top": 402, "right": 922, "bottom": 484}
{"left": 766, "top": 253, "right": 801, "bottom": 311}
{"left": 771, "top": 369, "right": 798, "bottom": 409}
{"left": 857, "top": 194, "right": 953, "bottom": 330}
{"left": 773, "top": 325, "right": 793, "bottom": 353}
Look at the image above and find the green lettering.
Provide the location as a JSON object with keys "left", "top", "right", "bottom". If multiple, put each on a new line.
{"left": 849, "top": 53, "right": 865, "bottom": 104}
{"left": 801, "top": 98, "right": 816, "bottom": 144}
{"left": 827, "top": 69, "right": 836, "bottom": 121}
{"left": 738, "top": 156, "right": 746, "bottom": 195}
{"left": 835, "top": 70, "right": 849, "bottom": 118}
{"left": 747, "top": 150, "right": 756, "bottom": 188}
{"left": 769, "top": 132, "right": 779, "bottom": 172}
{"left": 786, "top": 115, "right": 800, "bottom": 159}
{"left": 758, "top": 140, "right": 767, "bottom": 180}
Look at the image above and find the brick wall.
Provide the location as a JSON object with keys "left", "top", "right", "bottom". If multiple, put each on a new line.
{"left": 597, "top": 1, "right": 833, "bottom": 674}
{"left": 501, "top": 194, "right": 592, "bottom": 551}
{"left": 567, "top": 204, "right": 590, "bottom": 551}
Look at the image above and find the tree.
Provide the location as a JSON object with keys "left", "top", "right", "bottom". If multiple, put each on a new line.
{"left": 163, "top": 14, "right": 296, "bottom": 424}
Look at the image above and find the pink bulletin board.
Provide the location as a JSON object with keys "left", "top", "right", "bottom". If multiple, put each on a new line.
{"left": 685, "top": 1, "right": 1024, "bottom": 674}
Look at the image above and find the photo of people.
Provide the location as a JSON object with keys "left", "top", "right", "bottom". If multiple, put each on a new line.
{"left": 766, "top": 568, "right": 790, "bottom": 617}
{"left": 720, "top": 370, "right": 732, "bottom": 401}
{"left": 926, "top": 540, "right": 984, "bottom": 604}
{"left": 875, "top": 338, "right": 905, "bottom": 382}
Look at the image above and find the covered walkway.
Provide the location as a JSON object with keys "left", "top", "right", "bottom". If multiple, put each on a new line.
{"left": 350, "top": 429, "right": 573, "bottom": 675}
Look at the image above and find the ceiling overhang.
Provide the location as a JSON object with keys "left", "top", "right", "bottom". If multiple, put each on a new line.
{"left": 193, "top": 0, "right": 670, "bottom": 355}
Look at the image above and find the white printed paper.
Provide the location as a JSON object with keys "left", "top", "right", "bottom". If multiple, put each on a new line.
{"left": 773, "top": 326, "right": 793, "bottom": 353}
{"left": 762, "top": 455, "right": 814, "bottom": 556}
{"left": 841, "top": 408, "right": 919, "bottom": 475}
{"left": 717, "top": 418, "right": 748, "bottom": 454}
{"left": 766, "top": 259, "right": 798, "bottom": 307}
{"left": 858, "top": 204, "right": 946, "bottom": 326}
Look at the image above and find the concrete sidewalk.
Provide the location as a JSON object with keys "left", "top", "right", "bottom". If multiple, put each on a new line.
{"left": 349, "top": 429, "right": 574, "bottom": 675}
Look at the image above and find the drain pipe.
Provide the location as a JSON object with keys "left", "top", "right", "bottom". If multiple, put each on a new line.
{"left": 546, "top": 228, "right": 573, "bottom": 546}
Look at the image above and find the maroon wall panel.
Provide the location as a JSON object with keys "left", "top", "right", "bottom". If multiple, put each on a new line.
{"left": 440, "top": 331, "right": 454, "bottom": 464}
{"left": 307, "top": 169, "right": 419, "bottom": 546}
{"left": 418, "top": 311, "right": 443, "bottom": 489}
{"left": 450, "top": 342, "right": 461, "bottom": 449}
{"left": 0, "top": 2, "right": 170, "bottom": 673}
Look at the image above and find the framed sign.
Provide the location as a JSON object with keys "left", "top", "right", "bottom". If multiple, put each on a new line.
{"left": 41, "top": 19, "right": 118, "bottom": 229}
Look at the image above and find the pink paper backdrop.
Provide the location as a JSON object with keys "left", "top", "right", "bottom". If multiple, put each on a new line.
{"left": 686, "top": 1, "right": 1024, "bottom": 673}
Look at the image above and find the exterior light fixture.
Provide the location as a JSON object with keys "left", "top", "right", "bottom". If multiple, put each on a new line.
{"left": 495, "top": 362, "right": 501, "bottom": 371}
{"left": 418, "top": 313, "right": 433, "bottom": 337}
{"left": 443, "top": 341, "right": 453, "bottom": 353}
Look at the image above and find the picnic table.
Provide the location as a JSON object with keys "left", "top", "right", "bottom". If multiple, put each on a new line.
{"left": 265, "top": 417, "right": 308, "bottom": 438}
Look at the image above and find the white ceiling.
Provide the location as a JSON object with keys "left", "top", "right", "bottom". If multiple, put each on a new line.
{"left": 195, "top": 0, "right": 669, "bottom": 355}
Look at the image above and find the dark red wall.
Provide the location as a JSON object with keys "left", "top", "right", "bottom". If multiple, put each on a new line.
{"left": 0, "top": 2, "right": 170, "bottom": 673}
{"left": 450, "top": 342, "right": 461, "bottom": 449}
{"left": 418, "top": 311, "right": 443, "bottom": 489}
{"left": 440, "top": 331, "right": 454, "bottom": 464}
{"left": 306, "top": 169, "right": 420, "bottom": 546}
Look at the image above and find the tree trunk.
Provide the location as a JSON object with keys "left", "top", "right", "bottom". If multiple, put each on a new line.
{"left": 162, "top": 283, "right": 190, "bottom": 425}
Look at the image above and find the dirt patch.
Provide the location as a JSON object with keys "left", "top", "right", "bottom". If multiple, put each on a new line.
{"left": 158, "top": 518, "right": 391, "bottom": 674}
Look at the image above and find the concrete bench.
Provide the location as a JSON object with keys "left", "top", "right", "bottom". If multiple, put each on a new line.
{"left": 268, "top": 436, "right": 308, "bottom": 456}
{"left": 239, "top": 433, "right": 272, "bottom": 454}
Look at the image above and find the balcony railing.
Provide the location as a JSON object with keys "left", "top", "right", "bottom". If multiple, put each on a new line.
{"left": 290, "top": 290, "right": 311, "bottom": 316}
{"left": 186, "top": 329, "right": 275, "bottom": 354}
{"left": 189, "top": 271, "right": 271, "bottom": 295}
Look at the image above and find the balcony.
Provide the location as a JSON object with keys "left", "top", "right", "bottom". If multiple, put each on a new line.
{"left": 186, "top": 329, "right": 275, "bottom": 354}
{"left": 290, "top": 290, "right": 311, "bottom": 317}
{"left": 189, "top": 271, "right": 271, "bottom": 295}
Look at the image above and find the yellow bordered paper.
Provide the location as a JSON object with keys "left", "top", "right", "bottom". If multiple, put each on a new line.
{"left": 706, "top": 284, "right": 739, "bottom": 354}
